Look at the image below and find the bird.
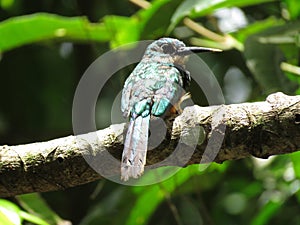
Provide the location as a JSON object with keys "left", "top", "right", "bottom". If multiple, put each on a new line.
{"left": 120, "top": 37, "right": 221, "bottom": 181}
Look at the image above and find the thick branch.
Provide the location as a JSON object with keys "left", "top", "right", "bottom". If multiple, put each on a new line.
{"left": 0, "top": 92, "right": 299, "bottom": 197}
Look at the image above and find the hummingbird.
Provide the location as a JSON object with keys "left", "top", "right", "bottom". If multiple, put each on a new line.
{"left": 120, "top": 37, "right": 221, "bottom": 181}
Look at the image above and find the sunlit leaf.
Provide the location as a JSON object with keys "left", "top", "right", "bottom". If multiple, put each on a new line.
{"left": 0, "top": 13, "right": 110, "bottom": 52}
{"left": 0, "top": 210, "right": 16, "bottom": 225}
{"left": 103, "top": 15, "right": 140, "bottom": 48}
{"left": 0, "top": 199, "right": 22, "bottom": 225}
{"left": 0, "top": 197, "right": 50, "bottom": 225}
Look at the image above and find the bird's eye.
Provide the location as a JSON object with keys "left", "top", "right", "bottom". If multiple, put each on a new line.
{"left": 161, "top": 44, "right": 176, "bottom": 54}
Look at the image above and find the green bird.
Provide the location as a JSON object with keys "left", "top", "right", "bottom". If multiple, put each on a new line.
{"left": 121, "top": 38, "right": 221, "bottom": 181}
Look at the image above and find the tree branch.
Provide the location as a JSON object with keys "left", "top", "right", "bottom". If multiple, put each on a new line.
{"left": 0, "top": 92, "right": 299, "bottom": 197}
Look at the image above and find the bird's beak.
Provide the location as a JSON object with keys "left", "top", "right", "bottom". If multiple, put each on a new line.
{"left": 177, "top": 46, "right": 222, "bottom": 56}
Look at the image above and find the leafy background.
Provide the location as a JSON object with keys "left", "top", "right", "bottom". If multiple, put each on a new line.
{"left": 0, "top": 0, "right": 300, "bottom": 224}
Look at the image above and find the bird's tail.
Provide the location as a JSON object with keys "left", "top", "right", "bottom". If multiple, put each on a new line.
{"left": 121, "top": 114, "right": 150, "bottom": 181}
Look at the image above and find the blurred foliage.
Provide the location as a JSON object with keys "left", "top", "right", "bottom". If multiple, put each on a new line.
{"left": 0, "top": 0, "right": 300, "bottom": 225}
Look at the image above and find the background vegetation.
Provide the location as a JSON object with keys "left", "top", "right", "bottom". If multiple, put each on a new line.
{"left": 0, "top": 0, "right": 300, "bottom": 224}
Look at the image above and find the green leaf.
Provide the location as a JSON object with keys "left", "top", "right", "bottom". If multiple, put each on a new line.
{"left": 103, "top": 0, "right": 184, "bottom": 48}
{"left": 170, "top": 0, "right": 277, "bottom": 30}
{"left": 0, "top": 210, "right": 16, "bottom": 225}
{"left": 232, "top": 17, "right": 284, "bottom": 43}
{"left": 0, "top": 13, "right": 110, "bottom": 52}
{"left": 290, "top": 151, "right": 300, "bottom": 179}
{"left": 125, "top": 166, "right": 200, "bottom": 225}
{"left": 244, "top": 36, "right": 287, "bottom": 93}
{"left": 0, "top": 198, "right": 51, "bottom": 225}
{"left": 244, "top": 22, "right": 300, "bottom": 93}
{"left": 16, "top": 193, "right": 66, "bottom": 225}
{"left": 79, "top": 186, "right": 128, "bottom": 225}
{"left": 138, "top": 0, "right": 182, "bottom": 37}
{"left": 0, "top": 0, "right": 14, "bottom": 10}
{"left": 283, "top": 0, "right": 300, "bottom": 20}
{"left": 0, "top": 199, "right": 22, "bottom": 225}
{"left": 254, "top": 22, "right": 300, "bottom": 45}
{"left": 18, "top": 211, "right": 49, "bottom": 225}
{"left": 250, "top": 200, "right": 281, "bottom": 225}
{"left": 178, "top": 197, "right": 203, "bottom": 225}
{"left": 103, "top": 15, "right": 140, "bottom": 48}
{"left": 102, "top": 0, "right": 182, "bottom": 48}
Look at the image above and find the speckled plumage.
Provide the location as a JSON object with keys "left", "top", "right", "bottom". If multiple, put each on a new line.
{"left": 122, "top": 62, "right": 184, "bottom": 118}
{"left": 120, "top": 38, "right": 221, "bottom": 181}
{"left": 121, "top": 39, "right": 189, "bottom": 119}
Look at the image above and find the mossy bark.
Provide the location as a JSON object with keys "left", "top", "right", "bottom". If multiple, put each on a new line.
{"left": 0, "top": 92, "right": 299, "bottom": 197}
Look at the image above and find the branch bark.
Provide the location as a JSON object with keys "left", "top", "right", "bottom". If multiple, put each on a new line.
{"left": 0, "top": 92, "right": 299, "bottom": 197}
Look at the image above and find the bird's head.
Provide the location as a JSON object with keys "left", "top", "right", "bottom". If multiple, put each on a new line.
{"left": 142, "top": 37, "right": 221, "bottom": 65}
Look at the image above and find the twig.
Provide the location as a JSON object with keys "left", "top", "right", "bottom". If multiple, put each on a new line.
{"left": 281, "top": 62, "right": 300, "bottom": 76}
